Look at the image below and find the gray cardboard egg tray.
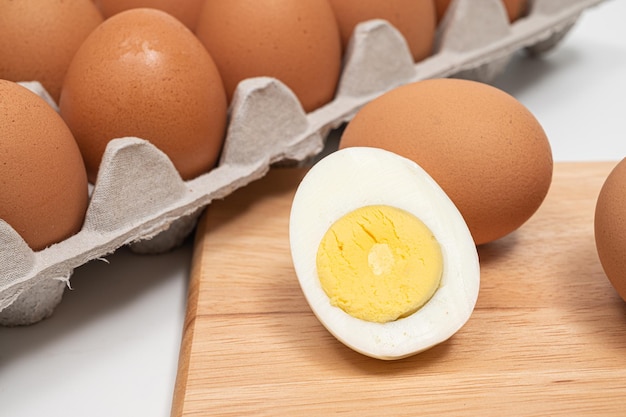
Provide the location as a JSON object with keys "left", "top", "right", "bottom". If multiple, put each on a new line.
{"left": 0, "top": 0, "right": 604, "bottom": 326}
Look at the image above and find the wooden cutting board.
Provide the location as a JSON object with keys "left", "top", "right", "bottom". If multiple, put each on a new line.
{"left": 172, "top": 161, "right": 626, "bottom": 417}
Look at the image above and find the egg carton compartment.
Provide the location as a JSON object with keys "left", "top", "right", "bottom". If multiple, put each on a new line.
{"left": 0, "top": 0, "right": 604, "bottom": 326}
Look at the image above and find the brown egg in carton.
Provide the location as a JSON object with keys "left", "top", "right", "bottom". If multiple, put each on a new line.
{"left": 0, "top": 0, "right": 604, "bottom": 326}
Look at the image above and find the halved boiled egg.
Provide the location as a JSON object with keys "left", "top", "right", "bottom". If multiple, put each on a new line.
{"left": 289, "top": 147, "right": 480, "bottom": 360}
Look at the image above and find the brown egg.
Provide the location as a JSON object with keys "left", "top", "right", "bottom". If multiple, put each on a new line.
{"left": 502, "top": 0, "right": 528, "bottom": 22}
{"left": 434, "top": 0, "right": 451, "bottom": 22}
{"left": 434, "top": 0, "right": 527, "bottom": 23}
{"left": 339, "top": 78, "right": 553, "bottom": 245}
{"left": 94, "top": 0, "right": 205, "bottom": 31}
{"left": 0, "top": 0, "right": 103, "bottom": 102}
{"left": 0, "top": 80, "right": 89, "bottom": 251}
{"left": 59, "top": 8, "right": 228, "bottom": 183}
{"left": 327, "top": 0, "right": 436, "bottom": 62}
{"left": 195, "top": 0, "right": 342, "bottom": 113}
{"left": 594, "top": 158, "right": 626, "bottom": 301}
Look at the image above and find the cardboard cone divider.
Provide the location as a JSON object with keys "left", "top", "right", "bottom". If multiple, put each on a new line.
{"left": 0, "top": 0, "right": 604, "bottom": 325}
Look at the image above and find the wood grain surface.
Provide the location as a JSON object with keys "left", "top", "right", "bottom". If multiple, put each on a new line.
{"left": 172, "top": 161, "right": 626, "bottom": 417}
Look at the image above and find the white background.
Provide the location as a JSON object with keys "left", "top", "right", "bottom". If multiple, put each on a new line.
{"left": 1, "top": 1, "right": 625, "bottom": 416}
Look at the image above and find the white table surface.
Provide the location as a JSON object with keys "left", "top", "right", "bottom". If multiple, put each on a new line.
{"left": 1, "top": 1, "right": 625, "bottom": 416}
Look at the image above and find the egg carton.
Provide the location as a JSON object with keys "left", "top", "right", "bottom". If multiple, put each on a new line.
{"left": 0, "top": 0, "right": 604, "bottom": 326}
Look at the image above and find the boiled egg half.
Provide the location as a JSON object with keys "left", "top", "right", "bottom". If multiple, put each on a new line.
{"left": 289, "top": 147, "right": 480, "bottom": 360}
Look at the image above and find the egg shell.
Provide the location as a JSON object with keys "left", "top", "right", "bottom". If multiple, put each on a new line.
{"left": 0, "top": 0, "right": 599, "bottom": 325}
{"left": 195, "top": 0, "right": 343, "bottom": 113}
{"left": 0, "top": 0, "right": 103, "bottom": 102}
{"left": 59, "top": 8, "right": 228, "bottom": 183}
{"left": 502, "top": 0, "right": 529, "bottom": 21}
{"left": 328, "top": 0, "right": 436, "bottom": 62}
{"left": 339, "top": 78, "right": 553, "bottom": 245}
{"left": 94, "top": 0, "right": 205, "bottom": 31}
{"left": 290, "top": 147, "right": 480, "bottom": 360}
{"left": 594, "top": 158, "right": 626, "bottom": 301}
{"left": 0, "top": 80, "right": 89, "bottom": 251}
{"left": 435, "top": 0, "right": 528, "bottom": 23}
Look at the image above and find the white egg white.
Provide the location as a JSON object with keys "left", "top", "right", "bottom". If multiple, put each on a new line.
{"left": 289, "top": 147, "right": 480, "bottom": 360}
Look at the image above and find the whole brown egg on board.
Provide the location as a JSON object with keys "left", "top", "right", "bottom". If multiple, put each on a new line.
{"left": 339, "top": 78, "right": 553, "bottom": 246}
{"left": 59, "top": 8, "right": 228, "bottom": 183}
{"left": 195, "top": 0, "right": 343, "bottom": 113}
{"left": 0, "top": 0, "right": 103, "bottom": 102}
{"left": 327, "top": 0, "right": 437, "bottom": 62}
{"left": 595, "top": 158, "right": 626, "bottom": 302}
{"left": 0, "top": 80, "right": 89, "bottom": 251}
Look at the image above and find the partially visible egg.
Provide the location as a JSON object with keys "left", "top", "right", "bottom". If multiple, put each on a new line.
{"left": 0, "top": 80, "right": 89, "bottom": 251}
{"left": 94, "top": 0, "right": 205, "bottom": 31}
{"left": 501, "top": 0, "right": 528, "bottom": 22}
{"left": 339, "top": 78, "right": 553, "bottom": 246}
{"left": 434, "top": 0, "right": 527, "bottom": 23}
{"left": 290, "top": 147, "right": 480, "bottom": 360}
{"left": 195, "top": 0, "right": 342, "bottom": 113}
{"left": 594, "top": 158, "right": 626, "bottom": 301}
{"left": 59, "top": 8, "right": 228, "bottom": 183}
{"left": 434, "top": 0, "right": 450, "bottom": 22}
{"left": 0, "top": 0, "right": 103, "bottom": 102}
{"left": 327, "top": 0, "right": 436, "bottom": 62}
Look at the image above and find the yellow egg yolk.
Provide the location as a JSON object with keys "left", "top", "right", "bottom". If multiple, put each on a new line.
{"left": 316, "top": 205, "right": 443, "bottom": 323}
